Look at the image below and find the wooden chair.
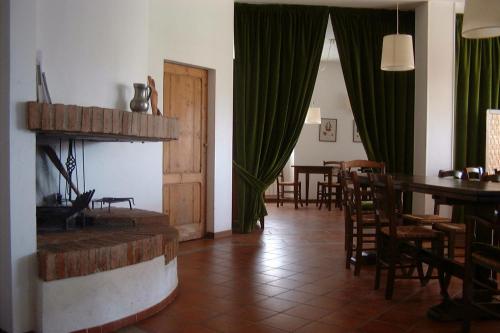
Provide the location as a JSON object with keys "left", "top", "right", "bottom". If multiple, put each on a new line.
{"left": 404, "top": 169, "right": 464, "bottom": 259}
{"left": 341, "top": 160, "right": 385, "bottom": 276}
{"left": 342, "top": 170, "right": 382, "bottom": 276}
{"left": 433, "top": 171, "right": 495, "bottom": 261}
{"left": 317, "top": 161, "right": 342, "bottom": 210}
{"left": 342, "top": 160, "right": 386, "bottom": 203}
{"left": 342, "top": 160, "right": 386, "bottom": 174}
{"left": 462, "top": 210, "right": 500, "bottom": 332}
{"left": 276, "top": 170, "right": 302, "bottom": 207}
{"left": 369, "top": 173, "right": 446, "bottom": 300}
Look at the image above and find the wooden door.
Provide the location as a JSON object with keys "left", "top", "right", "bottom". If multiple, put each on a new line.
{"left": 163, "top": 62, "right": 207, "bottom": 241}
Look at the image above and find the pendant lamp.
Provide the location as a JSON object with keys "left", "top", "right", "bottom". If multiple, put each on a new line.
{"left": 381, "top": 2, "right": 415, "bottom": 71}
{"left": 462, "top": 0, "right": 500, "bottom": 39}
{"left": 305, "top": 107, "right": 321, "bottom": 125}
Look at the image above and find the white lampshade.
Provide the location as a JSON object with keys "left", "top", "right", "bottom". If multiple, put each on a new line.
{"left": 463, "top": 0, "right": 500, "bottom": 39}
{"left": 305, "top": 107, "right": 321, "bottom": 124}
{"left": 381, "top": 34, "right": 415, "bottom": 71}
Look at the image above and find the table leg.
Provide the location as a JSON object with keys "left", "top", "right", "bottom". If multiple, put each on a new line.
{"left": 328, "top": 170, "right": 332, "bottom": 211}
{"left": 294, "top": 168, "right": 299, "bottom": 209}
{"left": 305, "top": 173, "right": 310, "bottom": 206}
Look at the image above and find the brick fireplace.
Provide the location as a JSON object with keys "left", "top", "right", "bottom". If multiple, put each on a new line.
{"left": 30, "top": 102, "right": 181, "bottom": 332}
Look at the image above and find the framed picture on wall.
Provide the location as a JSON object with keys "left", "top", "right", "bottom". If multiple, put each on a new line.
{"left": 319, "top": 118, "right": 337, "bottom": 142}
{"left": 353, "top": 120, "right": 362, "bottom": 142}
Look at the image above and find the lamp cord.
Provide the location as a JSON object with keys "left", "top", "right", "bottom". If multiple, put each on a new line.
{"left": 397, "top": 2, "right": 399, "bottom": 35}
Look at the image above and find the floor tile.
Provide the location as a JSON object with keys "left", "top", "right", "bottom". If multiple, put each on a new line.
{"left": 295, "top": 321, "right": 356, "bottom": 333}
{"left": 283, "top": 304, "right": 331, "bottom": 320}
{"left": 255, "top": 297, "right": 299, "bottom": 312}
{"left": 258, "top": 313, "right": 310, "bottom": 332}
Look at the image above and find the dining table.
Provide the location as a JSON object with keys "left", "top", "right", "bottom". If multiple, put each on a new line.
{"left": 291, "top": 165, "right": 337, "bottom": 210}
{"left": 371, "top": 174, "right": 500, "bottom": 321}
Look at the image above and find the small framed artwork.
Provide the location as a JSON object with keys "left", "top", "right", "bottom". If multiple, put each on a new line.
{"left": 319, "top": 118, "right": 337, "bottom": 142}
{"left": 353, "top": 120, "right": 362, "bottom": 142}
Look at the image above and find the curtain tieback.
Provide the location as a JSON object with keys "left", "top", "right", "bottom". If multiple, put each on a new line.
{"left": 232, "top": 161, "right": 267, "bottom": 193}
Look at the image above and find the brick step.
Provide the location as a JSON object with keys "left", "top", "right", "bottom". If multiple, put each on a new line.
{"left": 37, "top": 208, "right": 178, "bottom": 281}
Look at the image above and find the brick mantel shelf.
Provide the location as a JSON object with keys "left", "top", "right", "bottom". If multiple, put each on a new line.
{"left": 27, "top": 102, "right": 179, "bottom": 142}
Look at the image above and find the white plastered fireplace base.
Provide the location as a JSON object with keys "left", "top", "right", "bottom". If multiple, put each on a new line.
{"left": 36, "top": 256, "right": 178, "bottom": 333}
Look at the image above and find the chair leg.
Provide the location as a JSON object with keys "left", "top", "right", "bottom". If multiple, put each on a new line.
{"left": 374, "top": 233, "right": 382, "bottom": 290}
{"left": 319, "top": 187, "right": 324, "bottom": 210}
{"left": 414, "top": 240, "right": 428, "bottom": 287}
{"left": 354, "top": 229, "right": 363, "bottom": 276}
{"left": 299, "top": 184, "right": 303, "bottom": 207}
{"left": 276, "top": 184, "right": 280, "bottom": 207}
{"left": 337, "top": 187, "right": 343, "bottom": 211}
{"left": 280, "top": 186, "right": 284, "bottom": 206}
{"left": 316, "top": 184, "right": 320, "bottom": 207}
{"left": 385, "top": 243, "right": 396, "bottom": 300}
{"left": 346, "top": 224, "right": 353, "bottom": 269}
{"left": 434, "top": 237, "right": 450, "bottom": 299}
{"left": 344, "top": 213, "right": 349, "bottom": 251}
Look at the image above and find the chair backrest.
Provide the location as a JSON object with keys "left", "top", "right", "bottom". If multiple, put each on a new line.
{"left": 341, "top": 170, "right": 355, "bottom": 220}
{"left": 369, "top": 173, "right": 399, "bottom": 237}
{"left": 341, "top": 160, "right": 384, "bottom": 200}
{"left": 462, "top": 166, "right": 484, "bottom": 180}
{"left": 342, "top": 160, "right": 386, "bottom": 174}
{"left": 323, "top": 160, "right": 342, "bottom": 181}
{"left": 350, "top": 171, "right": 371, "bottom": 221}
{"left": 438, "top": 169, "right": 463, "bottom": 179}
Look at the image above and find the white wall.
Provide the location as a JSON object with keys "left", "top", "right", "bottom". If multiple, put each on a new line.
{"left": 413, "top": 1, "right": 456, "bottom": 214}
{"left": 3, "top": 0, "right": 38, "bottom": 332}
{"left": 0, "top": 0, "right": 12, "bottom": 330}
{"left": 294, "top": 60, "right": 367, "bottom": 199}
{"left": 35, "top": 0, "right": 160, "bottom": 211}
{"left": 148, "top": 0, "right": 234, "bottom": 233}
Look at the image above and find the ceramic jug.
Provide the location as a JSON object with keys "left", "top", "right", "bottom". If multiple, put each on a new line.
{"left": 130, "top": 83, "right": 151, "bottom": 112}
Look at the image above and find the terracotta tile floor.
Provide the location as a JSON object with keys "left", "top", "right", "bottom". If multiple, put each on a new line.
{"left": 121, "top": 204, "right": 500, "bottom": 333}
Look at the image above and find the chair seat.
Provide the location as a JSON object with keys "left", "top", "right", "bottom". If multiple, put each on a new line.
{"left": 433, "top": 222, "right": 466, "bottom": 233}
{"left": 402, "top": 214, "right": 451, "bottom": 224}
{"left": 381, "top": 225, "right": 442, "bottom": 240}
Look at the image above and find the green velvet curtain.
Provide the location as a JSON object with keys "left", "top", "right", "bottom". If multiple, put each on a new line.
{"left": 233, "top": 4, "right": 328, "bottom": 233}
{"left": 329, "top": 8, "right": 415, "bottom": 175}
{"left": 455, "top": 15, "right": 500, "bottom": 169}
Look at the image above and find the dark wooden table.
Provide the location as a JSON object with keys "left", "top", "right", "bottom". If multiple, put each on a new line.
{"left": 291, "top": 165, "right": 335, "bottom": 210}
{"left": 379, "top": 174, "right": 500, "bottom": 321}
{"left": 390, "top": 174, "right": 500, "bottom": 204}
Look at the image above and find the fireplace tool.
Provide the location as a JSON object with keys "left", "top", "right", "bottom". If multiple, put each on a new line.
{"left": 37, "top": 141, "right": 95, "bottom": 231}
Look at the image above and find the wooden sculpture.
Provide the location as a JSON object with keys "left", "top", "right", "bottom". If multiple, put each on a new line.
{"left": 148, "top": 75, "right": 162, "bottom": 116}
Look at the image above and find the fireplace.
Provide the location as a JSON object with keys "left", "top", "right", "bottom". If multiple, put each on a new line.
{"left": 30, "top": 102, "right": 181, "bottom": 332}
